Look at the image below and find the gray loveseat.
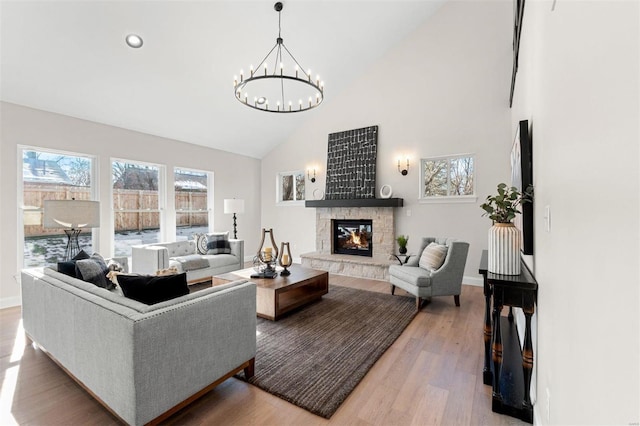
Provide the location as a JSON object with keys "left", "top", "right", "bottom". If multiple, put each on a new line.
{"left": 132, "top": 239, "right": 244, "bottom": 284}
{"left": 21, "top": 266, "right": 256, "bottom": 425}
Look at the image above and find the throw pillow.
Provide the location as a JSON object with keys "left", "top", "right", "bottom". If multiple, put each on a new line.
{"left": 71, "top": 250, "right": 91, "bottom": 260}
{"left": 57, "top": 260, "right": 78, "bottom": 278}
{"left": 206, "top": 231, "right": 231, "bottom": 255}
{"left": 107, "top": 259, "right": 124, "bottom": 272}
{"left": 418, "top": 243, "right": 448, "bottom": 271}
{"left": 106, "top": 270, "right": 127, "bottom": 286}
{"left": 118, "top": 273, "right": 189, "bottom": 305}
{"left": 72, "top": 250, "right": 91, "bottom": 261}
{"left": 194, "top": 233, "right": 208, "bottom": 255}
{"left": 76, "top": 253, "right": 113, "bottom": 290}
{"left": 156, "top": 266, "right": 179, "bottom": 276}
{"left": 58, "top": 250, "right": 93, "bottom": 278}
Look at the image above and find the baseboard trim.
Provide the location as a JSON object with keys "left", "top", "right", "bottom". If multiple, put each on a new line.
{"left": 534, "top": 401, "right": 542, "bottom": 425}
{"left": 463, "top": 275, "right": 483, "bottom": 287}
{"left": 0, "top": 296, "right": 22, "bottom": 309}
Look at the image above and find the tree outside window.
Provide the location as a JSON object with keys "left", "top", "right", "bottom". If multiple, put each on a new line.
{"left": 420, "top": 155, "right": 475, "bottom": 201}
{"left": 277, "top": 171, "right": 305, "bottom": 205}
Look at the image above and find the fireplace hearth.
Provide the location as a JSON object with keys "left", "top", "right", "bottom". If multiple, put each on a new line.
{"left": 333, "top": 219, "right": 373, "bottom": 257}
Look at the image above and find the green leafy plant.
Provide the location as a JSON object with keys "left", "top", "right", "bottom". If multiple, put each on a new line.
{"left": 480, "top": 183, "right": 533, "bottom": 223}
{"left": 396, "top": 235, "right": 409, "bottom": 249}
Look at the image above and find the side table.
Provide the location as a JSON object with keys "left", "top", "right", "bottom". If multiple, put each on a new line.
{"left": 392, "top": 254, "right": 413, "bottom": 265}
{"left": 479, "top": 249, "right": 537, "bottom": 424}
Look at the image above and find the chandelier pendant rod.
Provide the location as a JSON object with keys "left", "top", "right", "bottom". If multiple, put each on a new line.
{"left": 281, "top": 43, "right": 312, "bottom": 80}
{"left": 254, "top": 43, "right": 278, "bottom": 75}
{"left": 276, "top": 45, "right": 286, "bottom": 104}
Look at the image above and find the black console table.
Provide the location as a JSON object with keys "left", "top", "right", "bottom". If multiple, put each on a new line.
{"left": 479, "top": 250, "right": 537, "bottom": 424}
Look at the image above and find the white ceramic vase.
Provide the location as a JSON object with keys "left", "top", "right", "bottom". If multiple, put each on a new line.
{"left": 488, "top": 222, "right": 521, "bottom": 275}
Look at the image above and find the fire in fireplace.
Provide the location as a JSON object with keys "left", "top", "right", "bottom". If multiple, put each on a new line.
{"left": 332, "top": 219, "right": 373, "bottom": 257}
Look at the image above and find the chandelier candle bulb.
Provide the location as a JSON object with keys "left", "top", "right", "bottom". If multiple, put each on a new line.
{"left": 250, "top": 65, "right": 254, "bottom": 77}
{"left": 280, "top": 62, "right": 283, "bottom": 75}
{"left": 295, "top": 65, "right": 299, "bottom": 78}
{"left": 240, "top": 70, "right": 244, "bottom": 82}
{"left": 264, "top": 63, "right": 268, "bottom": 75}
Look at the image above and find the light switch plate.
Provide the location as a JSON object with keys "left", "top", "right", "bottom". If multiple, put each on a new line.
{"left": 544, "top": 205, "right": 551, "bottom": 232}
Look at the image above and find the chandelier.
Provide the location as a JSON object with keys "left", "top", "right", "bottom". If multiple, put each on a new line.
{"left": 233, "top": 2, "right": 324, "bottom": 113}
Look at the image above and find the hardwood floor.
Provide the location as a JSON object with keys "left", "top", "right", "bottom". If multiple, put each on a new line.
{"left": 0, "top": 275, "right": 527, "bottom": 425}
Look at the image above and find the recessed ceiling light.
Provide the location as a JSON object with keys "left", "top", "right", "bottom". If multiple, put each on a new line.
{"left": 125, "top": 34, "right": 143, "bottom": 48}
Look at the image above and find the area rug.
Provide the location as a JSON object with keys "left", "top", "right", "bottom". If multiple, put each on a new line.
{"left": 237, "top": 285, "right": 417, "bottom": 418}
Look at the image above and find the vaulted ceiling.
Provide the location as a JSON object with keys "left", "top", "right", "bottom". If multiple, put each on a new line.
{"left": 1, "top": 1, "right": 445, "bottom": 158}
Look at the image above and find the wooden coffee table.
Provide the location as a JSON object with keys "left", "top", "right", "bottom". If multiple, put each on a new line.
{"left": 212, "top": 265, "right": 329, "bottom": 320}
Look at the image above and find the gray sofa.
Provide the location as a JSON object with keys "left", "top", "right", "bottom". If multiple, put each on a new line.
{"left": 21, "top": 266, "right": 256, "bottom": 425}
{"left": 132, "top": 239, "right": 244, "bottom": 284}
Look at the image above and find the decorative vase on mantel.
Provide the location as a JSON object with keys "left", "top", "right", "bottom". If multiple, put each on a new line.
{"left": 488, "top": 222, "right": 521, "bottom": 275}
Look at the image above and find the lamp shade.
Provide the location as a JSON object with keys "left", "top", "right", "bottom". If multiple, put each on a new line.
{"left": 43, "top": 200, "right": 100, "bottom": 229}
{"left": 224, "top": 199, "right": 245, "bottom": 214}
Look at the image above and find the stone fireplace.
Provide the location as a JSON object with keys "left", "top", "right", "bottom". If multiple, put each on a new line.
{"left": 300, "top": 206, "right": 397, "bottom": 280}
{"left": 299, "top": 124, "right": 403, "bottom": 281}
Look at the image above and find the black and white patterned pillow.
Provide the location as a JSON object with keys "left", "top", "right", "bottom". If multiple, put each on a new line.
{"left": 194, "top": 233, "right": 208, "bottom": 255}
{"left": 206, "top": 232, "right": 231, "bottom": 255}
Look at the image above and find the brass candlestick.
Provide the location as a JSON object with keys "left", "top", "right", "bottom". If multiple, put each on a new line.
{"left": 278, "top": 242, "right": 293, "bottom": 276}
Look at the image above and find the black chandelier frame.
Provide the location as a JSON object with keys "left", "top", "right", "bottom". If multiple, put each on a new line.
{"left": 234, "top": 2, "right": 324, "bottom": 113}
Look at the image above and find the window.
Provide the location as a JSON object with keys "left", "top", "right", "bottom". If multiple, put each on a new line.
{"left": 20, "top": 147, "right": 96, "bottom": 267}
{"left": 276, "top": 171, "right": 305, "bottom": 205}
{"left": 174, "top": 168, "right": 211, "bottom": 241}
{"left": 420, "top": 155, "right": 476, "bottom": 202}
{"left": 112, "top": 159, "right": 164, "bottom": 257}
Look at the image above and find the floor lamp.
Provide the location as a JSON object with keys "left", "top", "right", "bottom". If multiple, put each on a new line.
{"left": 223, "top": 199, "right": 245, "bottom": 239}
{"left": 43, "top": 200, "right": 100, "bottom": 261}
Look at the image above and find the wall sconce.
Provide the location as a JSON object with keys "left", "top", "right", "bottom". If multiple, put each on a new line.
{"left": 397, "top": 157, "right": 409, "bottom": 176}
{"left": 307, "top": 168, "right": 316, "bottom": 183}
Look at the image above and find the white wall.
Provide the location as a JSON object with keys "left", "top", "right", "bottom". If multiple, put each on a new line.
{"left": 512, "top": 1, "right": 639, "bottom": 424}
{"left": 261, "top": 0, "right": 513, "bottom": 282}
{"left": 0, "top": 102, "right": 262, "bottom": 308}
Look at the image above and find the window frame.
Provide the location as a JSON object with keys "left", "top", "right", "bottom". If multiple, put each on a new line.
{"left": 418, "top": 154, "right": 477, "bottom": 204}
{"left": 173, "top": 166, "right": 214, "bottom": 240}
{"left": 18, "top": 145, "right": 98, "bottom": 267}
{"left": 276, "top": 170, "right": 306, "bottom": 206}
{"left": 111, "top": 158, "right": 166, "bottom": 256}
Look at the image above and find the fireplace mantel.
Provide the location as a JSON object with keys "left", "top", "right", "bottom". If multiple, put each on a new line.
{"left": 305, "top": 198, "right": 403, "bottom": 208}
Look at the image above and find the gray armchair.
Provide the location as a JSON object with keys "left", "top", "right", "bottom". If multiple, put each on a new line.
{"left": 389, "top": 237, "right": 469, "bottom": 310}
